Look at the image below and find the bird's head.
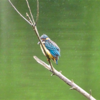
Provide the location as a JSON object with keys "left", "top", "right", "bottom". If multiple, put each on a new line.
{"left": 38, "top": 34, "right": 50, "bottom": 44}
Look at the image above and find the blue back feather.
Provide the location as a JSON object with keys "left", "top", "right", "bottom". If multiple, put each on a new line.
{"left": 45, "top": 40, "right": 60, "bottom": 58}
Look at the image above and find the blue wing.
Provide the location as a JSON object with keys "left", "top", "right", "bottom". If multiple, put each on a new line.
{"left": 45, "top": 40, "right": 60, "bottom": 58}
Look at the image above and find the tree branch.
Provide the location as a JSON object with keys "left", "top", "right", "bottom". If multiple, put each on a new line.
{"left": 8, "top": 0, "right": 96, "bottom": 100}
{"left": 8, "top": 0, "right": 32, "bottom": 26}
{"left": 36, "top": 0, "right": 39, "bottom": 25}
{"left": 34, "top": 56, "right": 96, "bottom": 100}
{"left": 25, "top": 0, "right": 54, "bottom": 71}
{"left": 26, "top": 0, "right": 35, "bottom": 24}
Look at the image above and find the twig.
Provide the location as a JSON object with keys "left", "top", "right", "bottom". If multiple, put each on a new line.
{"left": 8, "top": 0, "right": 54, "bottom": 71}
{"left": 34, "top": 56, "right": 96, "bottom": 100}
{"left": 26, "top": 13, "right": 33, "bottom": 24}
{"left": 8, "top": 0, "right": 32, "bottom": 26}
{"left": 26, "top": 0, "right": 35, "bottom": 24}
{"left": 34, "top": 56, "right": 51, "bottom": 70}
{"left": 36, "top": 0, "right": 39, "bottom": 25}
{"left": 25, "top": 0, "right": 54, "bottom": 71}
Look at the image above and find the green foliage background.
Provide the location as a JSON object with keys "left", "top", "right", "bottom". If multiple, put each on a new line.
{"left": 0, "top": 0, "right": 100, "bottom": 100}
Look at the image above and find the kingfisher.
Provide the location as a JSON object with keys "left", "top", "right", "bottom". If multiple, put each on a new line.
{"left": 38, "top": 34, "right": 60, "bottom": 64}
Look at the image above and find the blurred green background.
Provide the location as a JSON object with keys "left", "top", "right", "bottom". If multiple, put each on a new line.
{"left": 0, "top": 0, "right": 100, "bottom": 100}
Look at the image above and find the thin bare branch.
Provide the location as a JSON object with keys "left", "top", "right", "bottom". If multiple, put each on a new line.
{"left": 25, "top": 0, "right": 49, "bottom": 61}
{"left": 8, "top": 0, "right": 51, "bottom": 70}
{"left": 25, "top": 0, "right": 54, "bottom": 71}
{"left": 36, "top": 0, "right": 39, "bottom": 25}
{"left": 26, "top": 5, "right": 54, "bottom": 71}
{"left": 34, "top": 56, "right": 51, "bottom": 70}
{"left": 26, "top": 13, "right": 33, "bottom": 24}
{"left": 34, "top": 56, "right": 96, "bottom": 100}
{"left": 8, "top": 0, "right": 32, "bottom": 26}
{"left": 26, "top": 0, "right": 35, "bottom": 24}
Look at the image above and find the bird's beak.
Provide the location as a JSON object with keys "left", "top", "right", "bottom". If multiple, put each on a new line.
{"left": 37, "top": 40, "right": 45, "bottom": 45}
{"left": 37, "top": 39, "right": 43, "bottom": 44}
{"left": 37, "top": 41, "right": 40, "bottom": 44}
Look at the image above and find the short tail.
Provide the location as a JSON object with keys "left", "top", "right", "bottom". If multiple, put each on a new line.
{"left": 54, "top": 58, "right": 58, "bottom": 64}
{"left": 52, "top": 57, "right": 59, "bottom": 64}
{"left": 56, "top": 59, "right": 58, "bottom": 64}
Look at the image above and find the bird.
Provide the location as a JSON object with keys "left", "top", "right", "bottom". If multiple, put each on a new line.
{"left": 38, "top": 34, "right": 60, "bottom": 64}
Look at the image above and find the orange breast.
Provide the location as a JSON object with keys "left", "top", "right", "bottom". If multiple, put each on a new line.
{"left": 40, "top": 44, "right": 56, "bottom": 63}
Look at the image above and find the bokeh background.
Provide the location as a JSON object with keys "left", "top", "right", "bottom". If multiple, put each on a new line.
{"left": 0, "top": 0, "right": 100, "bottom": 100}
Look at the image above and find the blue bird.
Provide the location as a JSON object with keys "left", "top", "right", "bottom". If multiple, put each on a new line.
{"left": 38, "top": 34, "right": 60, "bottom": 64}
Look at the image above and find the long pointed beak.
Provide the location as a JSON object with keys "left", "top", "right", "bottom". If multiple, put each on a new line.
{"left": 37, "top": 40, "right": 45, "bottom": 45}
{"left": 37, "top": 41, "right": 40, "bottom": 44}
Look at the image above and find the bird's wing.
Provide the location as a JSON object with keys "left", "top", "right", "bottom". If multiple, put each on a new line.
{"left": 45, "top": 40, "right": 60, "bottom": 57}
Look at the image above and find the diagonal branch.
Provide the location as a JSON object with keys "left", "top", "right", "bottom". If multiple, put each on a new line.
{"left": 26, "top": 0, "right": 35, "bottom": 24}
{"left": 26, "top": 13, "right": 33, "bottom": 24}
{"left": 25, "top": 0, "right": 54, "bottom": 71}
{"left": 8, "top": 0, "right": 53, "bottom": 71}
{"left": 36, "top": 0, "right": 39, "bottom": 25}
{"left": 34, "top": 56, "right": 96, "bottom": 100}
{"left": 8, "top": 0, "right": 32, "bottom": 26}
{"left": 8, "top": 0, "right": 50, "bottom": 66}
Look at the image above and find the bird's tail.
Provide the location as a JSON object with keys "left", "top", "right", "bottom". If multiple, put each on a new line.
{"left": 56, "top": 59, "right": 58, "bottom": 64}
{"left": 53, "top": 58, "right": 58, "bottom": 64}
